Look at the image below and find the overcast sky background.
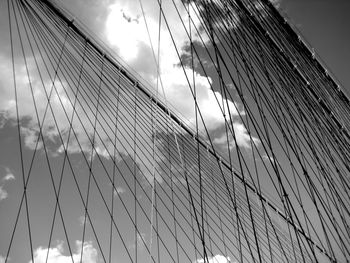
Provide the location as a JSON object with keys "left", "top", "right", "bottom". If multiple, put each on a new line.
{"left": 0, "top": 0, "right": 349, "bottom": 263}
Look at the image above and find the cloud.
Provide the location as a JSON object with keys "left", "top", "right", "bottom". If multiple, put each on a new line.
{"left": 114, "top": 186, "right": 126, "bottom": 195}
{"left": 104, "top": 0, "right": 247, "bottom": 135}
{"left": 262, "top": 154, "right": 275, "bottom": 163}
{"left": 269, "top": 0, "right": 281, "bottom": 9}
{"left": 105, "top": 0, "right": 208, "bottom": 67}
{"left": 29, "top": 240, "right": 98, "bottom": 263}
{"left": 0, "top": 113, "right": 7, "bottom": 129}
{"left": 129, "top": 232, "right": 147, "bottom": 251}
{"left": 2, "top": 167, "right": 15, "bottom": 182}
{"left": 160, "top": 67, "right": 243, "bottom": 131}
{"left": 0, "top": 255, "right": 7, "bottom": 263}
{"left": 0, "top": 185, "right": 8, "bottom": 201}
{"left": 0, "top": 0, "right": 259, "bottom": 193}
{"left": 105, "top": 5, "right": 144, "bottom": 61}
{"left": 0, "top": 167, "right": 15, "bottom": 201}
{"left": 0, "top": 55, "right": 71, "bottom": 126}
{"left": 0, "top": 52, "right": 120, "bottom": 160}
{"left": 103, "top": 0, "right": 256, "bottom": 152}
{"left": 0, "top": 50, "right": 166, "bottom": 192}
{"left": 137, "top": 232, "right": 146, "bottom": 245}
{"left": 78, "top": 215, "right": 86, "bottom": 226}
{"left": 0, "top": 54, "right": 77, "bottom": 151}
{"left": 195, "top": 254, "right": 234, "bottom": 263}
{"left": 20, "top": 126, "right": 43, "bottom": 150}
{"left": 213, "top": 122, "right": 260, "bottom": 149}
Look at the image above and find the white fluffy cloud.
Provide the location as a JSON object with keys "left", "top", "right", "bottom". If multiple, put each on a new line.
{"left": 105, "top": 0, "right": 206, "bottom": 66}
{"left": 0, "top": 55, "right": 72, "bottom": 128}
{"left": 2, "top": 167, "right": 15, "bottom": 182}
{"left": 0, "top": 167, "right": 15, "bottom": 202}
{"left": 29, "top": 240, "right": 98, "bottom": 263}
{"left": 0, "top": 53, "right": 119, "bottom": 160}
{"left": 0, "top": 185, "right": 8, "bottom": 201}
{"left": 104, "top": 0, "right": 252, "bottom": 141}
{"left": 114, "top": 186, "right": 125, "bottom": 195}
{"left": 195, "top": 254, "right": 234, "bottom": 263}
{"left": 213, "top": 122, "right": 260, "bottom": 149}
{"left": 160, "top": 67, "right": 243, "bottom": 131}
{"left": 0, "top": 255, "right": 7, "bottom": 263}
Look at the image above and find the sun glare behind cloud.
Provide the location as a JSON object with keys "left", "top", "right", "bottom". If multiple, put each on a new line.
{"left": 105, "top": 2, "right": 156, "bottom": 61}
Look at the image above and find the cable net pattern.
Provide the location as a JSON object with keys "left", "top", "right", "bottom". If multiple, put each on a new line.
{"left": 2, "top": 0, "right": 350, "bottom": 263}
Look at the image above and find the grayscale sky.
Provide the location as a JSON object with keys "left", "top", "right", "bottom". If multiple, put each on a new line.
{"left": 0, "top": 0, "right": 349, "bottom": 263}
{"left": 280, "top": 0, "right": 350, "bottom": 94}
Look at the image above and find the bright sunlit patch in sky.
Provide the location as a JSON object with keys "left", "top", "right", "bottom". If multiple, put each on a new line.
{"left": 195, "top": 254, "right": 234, "bottom": 263}
{"left": 105, "top": 3, "right": 153, "bottom": 61}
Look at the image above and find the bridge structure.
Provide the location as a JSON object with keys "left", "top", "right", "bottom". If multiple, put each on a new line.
{"left": 1, "top": 0, "right": 350, "bottom": 262}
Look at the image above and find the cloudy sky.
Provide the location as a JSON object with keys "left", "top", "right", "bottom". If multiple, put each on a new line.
{"left": 0, "top": 0, "right": 349, "bottom": 263}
